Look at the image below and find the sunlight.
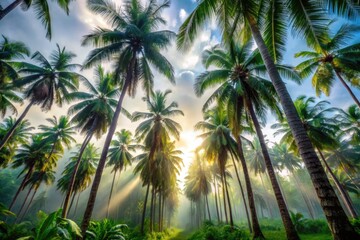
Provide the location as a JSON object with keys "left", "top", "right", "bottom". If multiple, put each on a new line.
{"left": 178, "top": 131, "right": 203, "bottom": 189}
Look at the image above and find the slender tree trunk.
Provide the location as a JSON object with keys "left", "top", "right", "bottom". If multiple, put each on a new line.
{"left": 158, "top": 191, "right": 161, "bottom": 231}
{"left": 224, "top": 170, "right": 234, "bottom": 227}
{"left": 205, "top": 194, "right": 211, "bottom": 222}
{"left": 217, "top": 181, "right": 223, "bottom": 222}
{"left": 73, "top": 192, "right": 81, "bottom": 217}
{"left": 9, "top": 164, "right": 35, "bottom": 210}
{"left": 230, "top": 151, "right": 252, "bottom": 232}
{"left": 334, "top": 70, "right": 360, "bottom": 108}
{"left": 62, "top": 130, "right": 93, "bottom": 218}
{"left": 150, "top": 186, "right": 155, "bottom": 232}
{"left": 0, "top": 101, "right": 33, "bottom": 150}
{"left": 161, "top": 194, "right": 165, "bottom": 231}
{"left": 106, "top": 171, "right": 117, "bottom": 218}
{"left": 214, "top": 181, "right": 220, "bottom": 223}
{"left": 0, "top": 0, "right": 23, "bottom": 20}
{"left": 17, "top": 187, "right": 32, "bottom": 218}
{"left": 68, "top": 192, "right": 77, "bottom": 214}
{"left": 235, "top": 135, "right": 264, "bottom": 238}
{"left": 19, "top": 188, "right": 37, "bottom": 222}
{"left": 317, "top": 148, "right": 358, "bottom": 218}
{"left": 81, "top": 75, "right": 132, "bottom": 235}
{"left": 248, "top": 15, "right": 358, "bottom": 239}
{"left": 220, "top": 170, "right": 228, "bottom": 224}
{"left": 141, "top": 182, "right": 151, "bottom": 234}
{"left": 247, "top": 99, "right": 299, "bottom": 240}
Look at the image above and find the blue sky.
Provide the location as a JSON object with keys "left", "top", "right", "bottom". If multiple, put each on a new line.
{"left": 1, "top": 0, "right": 359, "bottom": 189}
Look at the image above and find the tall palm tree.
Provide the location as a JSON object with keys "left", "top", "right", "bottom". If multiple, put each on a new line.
{"left": 38, "top": 115, "right": 76, "bottom": 160}
{"left": 57, "top": 144, "right": 99, "bottom": 216}
{"left": 335, "top": 104, "right": 360, "bottom": 144}
{"left": 177, "top": 1, "right": 358, "bottom": 238}
{"left": 196, "top": 44, "right": 298, "bottom": 238}
{"left": 272, "top": 96, "right": 358, "bottom": 218}
{"left": 0, "top": 35, "right": 29, "bottom": 84}
{"left": 0, "top": 0, "right": 74, "bottom": 39}
{"left": 106, "top": 129, "right": 138, "bottom": 218}
{"left": 0, "top": 44, "right": 82, "bottom": 150}
{"left": 61, "top": 65, "right": 119, "bottom": 218}
{"left": 295, "top": 24, "right": 360, "bottom": 107}
{"left": 80, "top": 0, "right": 175, "bottom": 232}
{"left": 132, "top": 89, "right": 183, "bottom": 233}
{"left": 0, "top": 117, "right": 33, "bottom": 168}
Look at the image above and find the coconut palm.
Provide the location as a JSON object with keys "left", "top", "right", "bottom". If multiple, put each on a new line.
{"left": 177, "top": 1, "right": 358, "bottom": 238}
{"left": 335, "top": 104, "right": 360, "bottom": 144}
{"left": 295, "top": 24, "right": 360, "bottom": 107}
{"left": 61, "top": 65, "right": 119, "bottom": 218}
{"left": 0, "top": 0, "right": 74, "bottom": 39}
{"left": 39, "top": 115, "right": 76, "bottom": 160}
{"left": 81, "top": 0, "right": 175, "bottom": 232}
{"left": 106, "top": 129, "right": 139, "bottom": 218}
{"left": 58, "top": 144, "right": 99, "bottom": 216}
{"left": 0, "top": 117, "right": 33, "bottom": 168}
{"left": 272, "top": 96, "right": 358, "bottom": 218}
{"left": 0, "top": 35, "right": 29, "bottom": 84}
{"left": 0, "top": 44, "right": 82, "bottom": 150}
{"left": 196, "top": 43, "right": 298, "bottom": 238}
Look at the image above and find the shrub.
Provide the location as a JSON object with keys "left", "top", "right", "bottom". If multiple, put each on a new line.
{"left": 188, "top": 222, "right": 249, "bottom": 240}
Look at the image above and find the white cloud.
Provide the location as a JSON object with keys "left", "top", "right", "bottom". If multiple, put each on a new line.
{"left": 179, "top": 9, "right": 188, "bottom": 22}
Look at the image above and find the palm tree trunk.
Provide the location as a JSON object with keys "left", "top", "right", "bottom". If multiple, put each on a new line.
{"left": 81, "top": 72, "right": 132, "bottom": 235}
{"left": 317, "top": 148, "right": 358, "bottom": 218}
{"left": 161, "top": 193, "right": 165, "bottom": 231}
{"left": 0, "top": 101, "right": 34, "bottom": 150}
{"left": 73, "top": 192, "right": 81, "bottom": 217}
{"left": 62, "top": 130, "right": 93, "bottom": 218}
{"left": 141, "top": 182, "right": 151, "bottom": 234}
{"left": 234, "top": 135, "right": 264, "bottom": 238}
{"left": 106, "top": 171, "right": 117, "bottom": 218}
{"left": 214, "top": 181, "right": 220, "bottom": 223}
{"left": 205, "top": 194, "right": 211, "bottom": 222}
{"left": 230, "top": 151, "right": 252, "bottom": 232}
{"left": 19, "top": 188, "right": 37, "bottom": 222}
{"left": 334, "top": 70, "right": 360, "bottom": 108}
{"left": 0, "top": 0, "right": 23, "bottom": 20}
{"left": 68, "top": 191, "right": 77, "bottom": 214}
{"left": 247, "top": 99, "right": 300, "bottom": 240}
{"left": 17, "top": 187, "right": 32, "bottom": 218}
{"left": 247, "top": 15, "right": 358, "bottom": 239}
{"left": 149, "top": 186, "right": 155, "bottom": 232}
{"left": 217, "top": 180, "right": 223, "bottom": 222}
{"left": 158, "top": 191, "right": 161, "bottom": 231}
{"left": 9, "top": 164, "right": 35, "bottom": 210}
{"left": 220, "top": 170, "right": 228, "bottom": 224}
{"left": 224, "top": 171, "right": 234, "bottom": 227}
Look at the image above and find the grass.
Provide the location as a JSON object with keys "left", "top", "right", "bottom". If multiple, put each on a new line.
{"left": 262, "top": 231, "right": 332, "bottom": 240}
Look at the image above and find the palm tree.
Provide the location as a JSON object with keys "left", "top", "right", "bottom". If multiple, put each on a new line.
{"left": 39, "top": 115, "right": 76, "bottom": 160}
{"left": 0, "top": 35, "right": 29, "bottom": 84}
{"left": 0, "top": 117, "right": 33, "bottom": 168}
{"left": 0, "top": 0, "right": 74, "bottom": 39}
{"left": 335, "top": 105, "right": 360, "bottom": 144}
{"left": 196, "top": 44, "right": 297, "bottom": 238}
{"left": 272, "top": 96, "right": 358, "bottom": 218}
{"left": 61, "top": 65, "right": 119, "bottom": 218}
{"left": 132, "top": 89, "right": 183, "bottom": 233}
{"left": 295, "top": 24, "right": 360, "bottom": 107}
{"left": 106, "top": 129, "right": 138, "bottom": 218}
{"left": 0, "top": 44, "right": 82, "bottom": 150}
{"left": 57, "top": 144, "right": 99, "bottom": 216}
{"left": 177, "top": 1, "right": 358, "bottom": 238}
{"left": 80, "top": 0, "right": 175, "bottom": 232}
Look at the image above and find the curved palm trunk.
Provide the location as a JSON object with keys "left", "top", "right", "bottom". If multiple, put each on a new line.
{"left": 235, "top": 136, "right": 264, "bottom": 238}
{"left": 9, "top": 163, "right": 35, "bottom": 210}
{"left": 247, "top": 99, "right": 299, "bottom": 240}
{"left": 18, "top": 188, "right": 37, "bottom": 222}
{"left": 334, "top": 70, "right": 360, "bottom": 108}
{"left": 317, "top": 148, "right": 358, "bottom": 218}
{"left": 68, "top": 192, "right": 77, "bottom": 214}
{"left": 81, "top": 74, "right": 131, "bottom": 235}
{"left": 62, "top": 131, "right": 93, "bottom": 218}
{"left": 214, "top": 180, "right": 220, "bottom": 222}
{"left": 17, "top": 187, "right": 32, "bottom": 218}
{"left": 0, "top": 0, "right": 23, "bottom": 20}
{"left": 0, "top": 101, "right": 34, "bottom": 150}
{"left": 205, "top": 194, "right": 211, "bottom": 222}
{"left": 72, "top": 192, "right": 81, "bottom": 217}
{"left": 247, "top": 16, "right": 358, "bottom": 239}
{"left": 230, "top": 151, "right": 252, "bottom": 232}
{"left": 224, "top": 172, "right": 234, "bottom": 227}
{"left": 141, "top": 182, "right": 151, "bottom": 234}
{"left": 149, "top": 186, "right": 155, "bottom": 232}
{"left": 106, "top": 171, "right": 118, "bottom": 218}
{"left": 220, "top": 170, "right": 228, "bottom": 224}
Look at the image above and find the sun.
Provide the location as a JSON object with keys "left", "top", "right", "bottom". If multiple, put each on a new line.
{"left": 177, "top": 131, "right": 203, "bottom": 188}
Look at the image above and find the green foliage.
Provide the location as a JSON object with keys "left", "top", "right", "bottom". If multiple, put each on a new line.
{"left": 290, "top": 212, "right": 330, "bottom": 234}
{"left": 350, "top": 218, "right": 360, "bottom": 234}
{"left": 18, "top": 209, "right": 82, "bottom": 240}
{"left": 188, "top": 222, "right": 249, "bottom": 240}
{"left": 86, "top": 219, "right": 128, "bottom": 240}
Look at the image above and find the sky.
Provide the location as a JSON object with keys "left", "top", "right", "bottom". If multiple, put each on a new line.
{"left": 1, "top": 0, "right": 360, "bottom": 219}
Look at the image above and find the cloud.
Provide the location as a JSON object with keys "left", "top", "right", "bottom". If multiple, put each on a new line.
{"left": 179, "top": 9, "right": 188, "bottom": 22}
